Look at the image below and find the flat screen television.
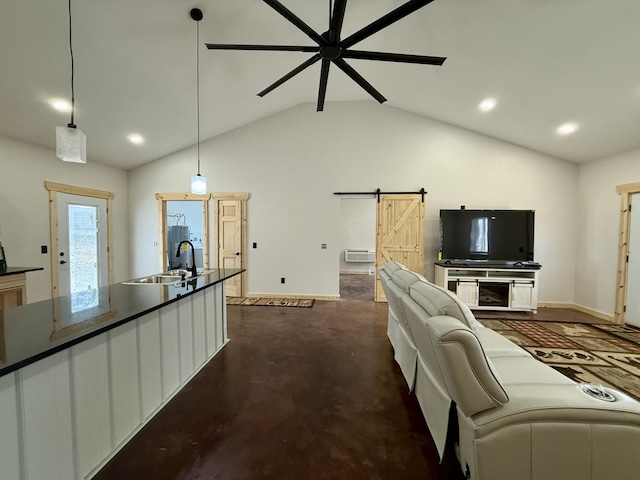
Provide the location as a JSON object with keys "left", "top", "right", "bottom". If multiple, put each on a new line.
{"left": 439, "top": 209, "right": 535, "bottom": 263}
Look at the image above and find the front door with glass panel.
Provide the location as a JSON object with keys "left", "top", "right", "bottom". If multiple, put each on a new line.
{"left": 56, "top": 193, "right": 108, "bottom": 298}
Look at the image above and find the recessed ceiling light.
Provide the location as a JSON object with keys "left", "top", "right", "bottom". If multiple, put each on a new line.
{"left": 127, "top": 133, "right": 144, "bottom": 145}
{"left": 478, "top": 98, "right": 496, "bottom": 112}
{"left": 557, "top": 123, "right": 578, "bottom": 135}
{"left": 50, "top": 99, "right": 71, "bottom": 112}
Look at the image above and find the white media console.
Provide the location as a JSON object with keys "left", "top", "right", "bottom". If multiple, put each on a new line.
{"left": 434, "top": 263, "right": 540, "bottom": 313}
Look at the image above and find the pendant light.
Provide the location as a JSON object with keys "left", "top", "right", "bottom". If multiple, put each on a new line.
{"left": 56, "top": 0, "right": 86, "bottom": 163}
{"left": 190, "top": 8, "right": 206, "bottom": 194}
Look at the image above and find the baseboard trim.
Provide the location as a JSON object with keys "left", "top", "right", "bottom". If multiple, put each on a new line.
{"left": 538, "top": 302, "right": 614, "bottom": 322}
{"left": 246, "top": 293, "right": 340, "bottom": 301}
{"left": 340, "top": 270, "right": 374, "bottom": 275}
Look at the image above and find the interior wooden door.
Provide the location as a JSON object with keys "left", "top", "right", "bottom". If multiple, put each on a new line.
{"left": 375, "top": 194, "right": 425, "bottom": 302}
{"left": 217, "top": 198, "right": 244, "bottom": 297}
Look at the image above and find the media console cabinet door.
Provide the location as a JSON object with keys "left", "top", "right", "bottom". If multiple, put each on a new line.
{"left": 375, "top": 194, "right": 425, "bottom": 302}
{"left": 511, "top": 281, "right": 536, "bottom": 310}
{"left": 455, "top": 281, "right": 479, "bottom": 307}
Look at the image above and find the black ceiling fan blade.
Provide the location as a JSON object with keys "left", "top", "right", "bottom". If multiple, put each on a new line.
{"left": 317, "top": 59, "right": 331, "bottom": 112}
{"left": 342, "top": 50, "right": 446, "bottom": 65}
{"left": 332, "top": 58, "right": 387, "bottom": 104}
{"left": 341, "top": 0, "right": 434, "bottom": 49}
{"left": 206, "top": 44, "right": 319, "bottom": 53}
{"left": 263, "top": 0, "right": 327, "bottom": 46}
{"left": 257, "top": 54, "right": 322, "bottom": 97}
{"left": 329, "top": 0, "right": 348, "bottom": 43}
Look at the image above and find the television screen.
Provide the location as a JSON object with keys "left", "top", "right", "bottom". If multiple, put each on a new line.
{"left": 439, "top": 209, "right": 535, "bottom": 263}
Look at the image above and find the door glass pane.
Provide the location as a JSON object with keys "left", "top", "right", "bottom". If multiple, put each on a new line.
{"left": 68, "top": 204, "right": 99, "bottom": 312}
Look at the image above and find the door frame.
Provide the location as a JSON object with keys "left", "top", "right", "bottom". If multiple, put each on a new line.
{"left": 615, "top": 181, "right": 640, "bottom": 323}
{"left": 155, "top": 193, "right": 211, "bottom": 272}
{"left": 45, "top": 181, "right": 115, "bottom": 298}
{"left": 212, "top": 192, "right": 249, "bottom": 297}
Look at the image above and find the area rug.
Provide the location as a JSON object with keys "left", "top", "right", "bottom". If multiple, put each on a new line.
{"left": 480, "top": 319, "right": 640, "bottom": 401}
{"left": 226, "top": 297, "right": 315, "bottom": 308}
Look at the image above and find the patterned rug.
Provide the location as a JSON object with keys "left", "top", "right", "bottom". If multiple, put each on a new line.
{"left": 480, "top": 319, "right": 640, "bottom": 401}
{"left": 226, "top": 297, "right": 315, "bottom": 308}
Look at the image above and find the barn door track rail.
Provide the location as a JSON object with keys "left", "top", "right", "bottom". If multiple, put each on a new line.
{"left": 334, "top": 188, "right": 426, "bottom": 203}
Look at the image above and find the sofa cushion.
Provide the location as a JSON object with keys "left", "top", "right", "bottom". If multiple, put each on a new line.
{"left": 382, "top": 261, "right": 407, "bottom": 274}
{"left": 392, "top": 269, "right": 425, "bottom": 293}
{"left": 409, "top": 280, "right": 480, "bottom": 333}
{"left": 477, "top": 328, "right": 532, "bottom": 358}
{"left": 489, "top": 356, "right": 575, "bottom": 386}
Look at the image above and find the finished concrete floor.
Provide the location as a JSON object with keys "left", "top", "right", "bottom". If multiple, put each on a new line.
{"left": 94, "top": 275, "right": 463, "bottom": 479}
{"left": 94, "top": 275, "right": 601, "bottom": 479}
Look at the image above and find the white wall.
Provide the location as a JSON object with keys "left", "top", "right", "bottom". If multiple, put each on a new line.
{"left": 339, "top": 198, "right": 376, "bottom": 274}
{"left": 575, "top": 149, "right": 640, "bottom": 315}
{"left": 0, "top": 136, "right": 129, "bottom": 302}
{"left": 129, "top": 101, "right": 579, "bottom": 301}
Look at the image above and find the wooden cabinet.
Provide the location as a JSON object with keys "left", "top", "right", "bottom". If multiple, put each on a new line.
{"left": 0, "top": 273, "right": 26, "bottom": 312}
{"left": 435, "top": 265, "right": 539, "bottom": 313}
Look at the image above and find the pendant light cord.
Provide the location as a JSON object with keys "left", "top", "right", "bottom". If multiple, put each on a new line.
{"left": 68, "top": 0, "right": 76, "bottom": 127}
{"left": 196, "top": 17, "right": 201, "bottom": 175}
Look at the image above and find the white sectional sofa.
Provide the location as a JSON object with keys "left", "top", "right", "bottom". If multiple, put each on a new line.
{"left": 379, "top": 261, "right": 640, "bottom": 480}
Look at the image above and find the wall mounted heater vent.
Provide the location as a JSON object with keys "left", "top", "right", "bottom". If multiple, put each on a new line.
{"left": 344, "top": 249, "right": 376, "bottom": 263}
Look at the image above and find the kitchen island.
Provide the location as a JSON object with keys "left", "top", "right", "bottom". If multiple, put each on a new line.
{"left": 0, "top": 268, "right": 243, "bottom": 480}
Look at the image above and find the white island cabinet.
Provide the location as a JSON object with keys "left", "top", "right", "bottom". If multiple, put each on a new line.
{"left": 0, "top": 269, "right": 242, "bottom": 480}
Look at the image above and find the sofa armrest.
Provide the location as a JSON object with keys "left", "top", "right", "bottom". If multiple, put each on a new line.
{"left": 428, "top": 316, "right": 509, "bottom": 417}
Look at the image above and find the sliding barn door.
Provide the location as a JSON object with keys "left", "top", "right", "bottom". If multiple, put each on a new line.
{"left": 375, "top": 194, "right": 425, "bottom": 302}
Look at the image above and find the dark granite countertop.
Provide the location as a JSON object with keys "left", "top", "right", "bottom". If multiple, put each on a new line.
{"left": 0, "top": 266, "right": 44, "bottom": 277}
{"left": 0, "top": 268, "right": 243, "bottom": 377}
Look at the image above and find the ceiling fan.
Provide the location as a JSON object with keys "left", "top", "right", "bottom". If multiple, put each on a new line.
{"left": 206, "top": 0, "right": 446, "bottom": 111}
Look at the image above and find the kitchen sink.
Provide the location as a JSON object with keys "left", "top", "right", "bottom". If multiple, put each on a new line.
{"left": 122, "top": 274, "right": 183, "bottom": 285}
{"left": 122, "top": 269, "right": 216, "bottom": 286}
{"left": 165, "top": 269, "right": 216, "bottom": 277}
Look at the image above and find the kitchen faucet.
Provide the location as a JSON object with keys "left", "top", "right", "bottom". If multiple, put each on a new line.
{"left": 176, "top": 240, "right": 198, "bottom": 277}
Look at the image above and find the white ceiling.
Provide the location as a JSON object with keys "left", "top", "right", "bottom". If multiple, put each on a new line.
{"left": 1, "top": 0, "right": 639, "bottom": 170}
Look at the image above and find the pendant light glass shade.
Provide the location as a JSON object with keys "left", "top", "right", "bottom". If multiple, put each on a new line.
{"left": 191, "top": 174, "right": 207, "bottom": 194}
{"left": 56, "top": 125, "right": 86, "bottom": 163}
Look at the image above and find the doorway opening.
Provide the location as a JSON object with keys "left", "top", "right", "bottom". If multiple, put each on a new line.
{"left": 339, "top": 197, "right": 376, "bottom": 300}
{"left": 156, "top": 193, "right": 210, "bottom": 273}
{"left": 166, "top": 200, "right": 205, "bottom": 271}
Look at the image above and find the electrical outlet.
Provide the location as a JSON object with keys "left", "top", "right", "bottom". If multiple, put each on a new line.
{"left": 281, "top": 277, "right": 285, "bottom": 284}
{"left": 321, "top": 243, "right": 327, "bottom": 249}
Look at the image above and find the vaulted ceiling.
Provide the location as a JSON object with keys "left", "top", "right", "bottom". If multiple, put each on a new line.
{"left": 1, "top": 0, "right": 639, "bottom": 170}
